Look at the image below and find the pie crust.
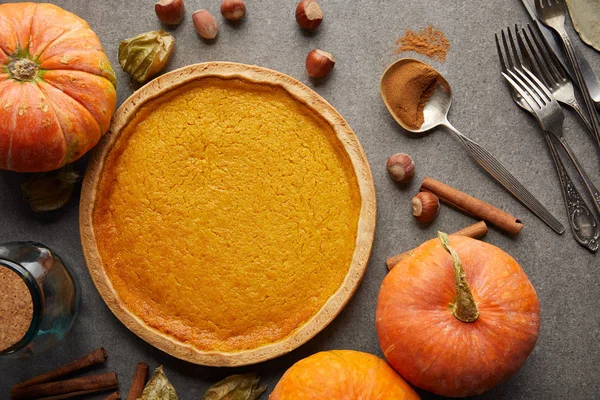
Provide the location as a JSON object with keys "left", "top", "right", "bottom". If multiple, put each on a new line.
{"left": 80, "top": 62, "right": 376, "bottom": 366}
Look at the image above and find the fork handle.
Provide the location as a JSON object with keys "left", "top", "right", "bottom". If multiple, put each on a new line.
{"left": 452, "top": 133, "right": 564, "bottom": 234}
{"left": 552, "top": 133, "right": 600, "bottom": 216}
{"left": 544, "top": 133, "right": 599, "bottom": 251}
{"left": 557, "top": 30, "right": 600, "bottom": 151}
{"left": 564, "top": 98, "right": 595, "bottom": 140}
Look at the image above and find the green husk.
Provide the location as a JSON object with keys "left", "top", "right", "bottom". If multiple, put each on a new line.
{"left": 138, "top": 366, "right": 178, "bottom": 400}
{"left": 21, "top": 164, "right": 80, "bottom": 212}
{"left": 202, "top": 373, "right": 266, "bottom": 400}
{"left": 119, "top": 30, "right": 174, "bottom": 83}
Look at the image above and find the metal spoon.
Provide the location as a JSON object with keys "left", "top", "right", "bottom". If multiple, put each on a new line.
{"left": 380, "top": 58, "right": 564, "bottom": 234}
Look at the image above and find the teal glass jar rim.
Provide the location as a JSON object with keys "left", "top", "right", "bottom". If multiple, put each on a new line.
{"left": 0, "top": 259, "right": 44, "bottom": 356}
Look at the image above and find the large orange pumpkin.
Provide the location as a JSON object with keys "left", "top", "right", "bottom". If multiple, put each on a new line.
{"left": 0, "top": 2, "right": 117, "bottom": 172}
{"left": 376, "top": 233, "right": 540, "bottom": 397}
{"left": 270, "top": 350, "right": 420, "bottom": 399}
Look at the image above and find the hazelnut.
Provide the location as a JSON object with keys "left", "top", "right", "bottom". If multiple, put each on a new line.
{"left": 386, "top": 153, "right": 415, "bottom": 183}
{"left": 296, "top": 0, "right": 323, "bottom": 30}
{"left": 155, "top": 0, "right": 185, "bottom": 25}
{"left": 412, "top": 191, "right": 440, "bottom": 223}
{"left": 221, "top": 0, "right": 246, "bottom": 21}
{"left": 306, "top": 49, "right": 334, "bottom": 78}
{"left": 193, "top": 10, "right": 218, "bottom": 40}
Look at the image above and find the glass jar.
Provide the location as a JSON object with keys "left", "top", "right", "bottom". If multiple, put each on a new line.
{"left": 0, "top": 242, "right": 79, "bottom": 359}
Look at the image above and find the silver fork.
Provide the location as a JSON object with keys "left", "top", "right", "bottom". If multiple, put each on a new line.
{"left": 535, "top": 0, "right": 600, "bottom": 151}
{"left": 496, "top": 28, "right": 599, "bottom": 251}
{"left": 518, "top": 24, "right": 597, "bottom": 144}
{"left": 521, "top": 0, "right": 600, "bottom": 107}
{"left": 503, "top": 67, "right": 600, "bottom": 217}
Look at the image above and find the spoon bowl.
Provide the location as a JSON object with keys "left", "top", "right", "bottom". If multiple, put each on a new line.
{"left": 378, "top": 58, "right": 564, "bottom": 234}
{"left": 380, "top": 58, "right": 452, "bottom": 133}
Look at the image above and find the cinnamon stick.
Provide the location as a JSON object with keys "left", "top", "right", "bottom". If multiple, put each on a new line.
{"left": 37, "top": 389, "right": 118, "bottom": 400}
{"left": 386, "top": 221, "right": 488, "bottom": 270}
{"left": 11, "top": 372, "right": 118, "bottom": 400}
{"left": 126, "top": 362, "right": 148, "bottom": 400}
{"left": 453, "top": 220, "right": 488, "bottom": 238}
{"left": 104, "top": 392, "right": 121, "bottom": 400}
{"left": 13, "top": 347, "right": 107, "bottom": 390}
{"left": 421, "top": 177, "right": 523, "bottom": 235}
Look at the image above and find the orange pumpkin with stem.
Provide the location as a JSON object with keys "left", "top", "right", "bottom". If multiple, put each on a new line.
{"left": 270, "top": 350, "right": 420, "bottom": 400}
{"left": 376, "top": 232, "right": 540, "bottom": 398}
{"left": 0, "top": 2, "right": 117, "bottom": 172}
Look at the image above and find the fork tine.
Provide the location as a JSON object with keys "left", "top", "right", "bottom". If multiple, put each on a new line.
{"left": 495, "top": 33, "right": 509, "bottom": 74}
{"left": 519, "top": 26, "right": 549, "bottom": 83}
{"left": 516, "top": 67, "right": 554, "bottom": 104}
{"left": 501, "top": 29, "right": 517, "bottom": 71}
{"left": 508, "top": 25, "right": 526, "bottom": 68}
{"left": 497, "top": 27, "right": 536, "bottom": 90}
{"left": 502, "top": 71, "right": 542, "bottom": 110}
{"left": 497, "top": 27, "right": 535, "bottom": 111}
{"left": 518, "top": 27, "right": 552, "bottom": 88}
{"left": 523, "top": 67, "right": 555, "bottom": 101}
{"left": 500, "top": 29, "right": 511, "bottom": 70}
{"left": 514, "top": 26, "right": 541, "bottom": 80}
{"left": 508, "top": 69, "right": 545, "bottom": 109}
{"left": 514, "top": 25, "right": 529, "bottom": 69}
{"left": 527, "top": 24, "right": 566, "bottom": 82}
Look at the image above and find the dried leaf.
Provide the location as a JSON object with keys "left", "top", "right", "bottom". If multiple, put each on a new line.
{"left": 119, "top": 30, "right": 175, "bottom": 83}
{"left": 248, "top": 384, "right": 267, "bottom": 400}
{"left": 21, "top": 164, "right": 80, "bottom": 212}
{"left": 202, "top": 373, "right": 266, "bottom": 400}
{"left": 139, "top": 366, "right": 178, "bottom": 400}
{"left": 567, "top": 0, "right": 600, "bottom": 51}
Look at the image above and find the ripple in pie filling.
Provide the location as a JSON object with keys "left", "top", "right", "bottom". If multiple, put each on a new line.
{"left": 92, "top": 77, "right": 362, "bottom": 352}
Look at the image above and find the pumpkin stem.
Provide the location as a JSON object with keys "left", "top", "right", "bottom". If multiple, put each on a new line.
{"left": 438, "top": 231, "right": 479, "bottom": 323}
{"left": 8, "top": 58, "right": 40, "bottom": 82}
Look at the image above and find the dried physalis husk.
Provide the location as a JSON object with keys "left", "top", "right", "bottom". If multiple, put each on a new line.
{"left": 139, "top": 366, "right": 178, "bottom": 400}
{"left": 119, "top": 30, "right": 175, "bottom": 83}
{"left": 21, "top": 164, "right": 80, "bottom": 212}
{"left": 202, "top": 373, "right": 266, "bottom": 400}
{"left": 566, "top": 0, "right": 600, "bottom": 51}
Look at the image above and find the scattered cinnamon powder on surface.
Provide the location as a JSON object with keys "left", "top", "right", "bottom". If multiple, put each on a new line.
{"left": 0, "top": 266, "right": 33, "bottom": 351}
{"left": 395, "top": 25, "right": 450, "bottom": 62}
{"left": 383, "top": 61, "right": 441, "bottom": 130}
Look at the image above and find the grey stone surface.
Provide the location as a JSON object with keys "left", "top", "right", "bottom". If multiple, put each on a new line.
{"left": 1, "top": 0, "right": 599, "bottom": 398}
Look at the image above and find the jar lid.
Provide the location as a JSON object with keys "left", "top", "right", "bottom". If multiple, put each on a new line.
{"left": 0, "top": 260, "right": 42, "bottom": 355}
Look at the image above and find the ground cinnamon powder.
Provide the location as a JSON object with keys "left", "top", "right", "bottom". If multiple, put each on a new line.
{"left": 383, "top": 61, "right": 441, "bottom": 130}
{"left": 0, "top": 266, "right": 33, "bottom": 351}
{"left": 396, "top": 25, "right": 450, "bottom": 62}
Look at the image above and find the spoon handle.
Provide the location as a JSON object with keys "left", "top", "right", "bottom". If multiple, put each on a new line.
{"left": 453, "top": 133, "right": 565, "bottom": 234}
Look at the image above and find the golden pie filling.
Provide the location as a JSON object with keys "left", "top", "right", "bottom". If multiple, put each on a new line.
{"left": 93, "top": 78, "right": 361, "bottom": 352}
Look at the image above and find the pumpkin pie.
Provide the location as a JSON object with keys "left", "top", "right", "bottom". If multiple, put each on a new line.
{"left": 80, "top": 63, "right": 376, "bottom": 366}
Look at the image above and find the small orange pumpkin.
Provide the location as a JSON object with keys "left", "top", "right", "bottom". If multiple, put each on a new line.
{"left": 0, "top": 3, "right": 117, "bottom": 172}
{"left": 376, "top": 233, "right": 540, "bottom": 397}
{"left": 270, "top": 350, "right": 420, "bottom": 400}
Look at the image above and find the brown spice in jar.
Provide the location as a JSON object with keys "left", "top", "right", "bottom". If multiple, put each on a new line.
{"left": 395, "top": 25, "right": 450, "bottom": 62}
{"left": 383, "top": 61, "right": 441, "bottom": 130}
{"left": 0, "top": 266, "right": 33, "bottom": 351}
